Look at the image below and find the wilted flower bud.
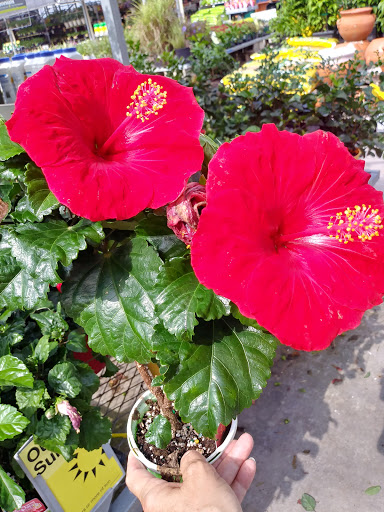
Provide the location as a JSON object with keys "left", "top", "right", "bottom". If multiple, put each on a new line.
{"left": 56, "top": 400, "right": 82, "bottom": 433}
{"left": 167, "top": 183, "right": 207, "bottom": 245}
{"left": 45, "top": 407, "right": 55, "bottom": 420}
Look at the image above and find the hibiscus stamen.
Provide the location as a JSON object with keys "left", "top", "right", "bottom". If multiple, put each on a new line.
{"left": 328, "top": 205, "right": 383, "bottom": 243}
{"left": 126, "top": 78, "right": 167, "bottom": 122}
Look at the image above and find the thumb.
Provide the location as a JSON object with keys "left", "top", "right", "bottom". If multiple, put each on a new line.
{"left": 180, "top": 449, "right": 218, "bottom": 485}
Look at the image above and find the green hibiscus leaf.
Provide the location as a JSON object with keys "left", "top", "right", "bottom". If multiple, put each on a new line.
{"left": 6, "top": 219, "right": 104, "bottom": 284}
{"left": 30, "top": 309, "right": 68, "bottom": 340}
{"left": 0, "top": 119, "right": 24, "bottom": 161}
{"left": 103, "top": 356, "right": 119, "bottom": 377}
{"left": 164, "top": 318, "right": 277, "bottom": 438}
{"left": 58, "top": 428, "right": 80, "bottom": 461}
{"left": 10, "top": 196, "right": 40, "bottom": 223}
{"left": 155, "top": 257, "right": 231, "bottom": 341}
{"left": 66, "top": 331, "right": 88, "bottom": 353}
{"left": 34, "top": 414, "right": 71, "bottom": 456}
{"left": 79, "top": 409, "right": 111, "bottom": 451}
{"left": 152, "top": 324, "right": 183, "bottom": 365}
{"left": 145, "top": 415, "right": 172, "bottom": 449}
{"left": 62, "top": 237, "right": 163, "bottom": 363}
{"left": 0, "top": 464, "right": 25, "bottom": 512}
{"left": 0, "top": 317, "right": 24, "bottom": 357}
{"left": 33, "top": 335, "right": 58, "bottom": 363}
{"left": 0, "top": 156, "right": 26, "bottom": 183}
{"left": 16, "top": 380, "right": 47, "bottom": 417}
{"left": 0, "top": 404, "right": 29, "bottom": 441}
{"left": 230, "top": 304, "right": 263, "bottom": 329}
{"left": 135, "top": 214, "right": 187, "bottom": 260}
{"left": 0, "top": 355, "right": 33, "bottom": 388}
{"left": 199, "top": 133, "right": 219, "bottom": 173}
{"left": 0, "top": 247, "right": 49, "bottom": 310}
{"left": 48, "top": 361, "right": 82, "bottom": 398}
{"left": 72, "top": 361, "right": 100, "bottom": 400}
{"left": 24, "top": 163, "right": 59, "bottom": 220}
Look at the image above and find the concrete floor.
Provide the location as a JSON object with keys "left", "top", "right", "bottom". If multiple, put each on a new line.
{"left": 240, "top": 158, "right": 384, "bottom": 512}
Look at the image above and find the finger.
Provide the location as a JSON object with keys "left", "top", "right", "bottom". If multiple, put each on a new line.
{"left": 215, "top": 433, "right": 254, "bottom": 486}
{"left": 126, "top": 451, "right": 160, "bottom": 500}
{"left": 212, "top": 439, "right": 237, "bottom": 469}
{"left": 231, "top": 458, "right": 257, "bottom": 503}
{"left": 180, "top": 449, "right": 216, "bottom": 484}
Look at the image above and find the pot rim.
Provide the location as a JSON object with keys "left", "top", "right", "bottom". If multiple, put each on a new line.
{"left": 339, "top": 7, "right": 373, "bottom": 16}
{"left": 127, "top": 389, "right": 238, "bottom": 472}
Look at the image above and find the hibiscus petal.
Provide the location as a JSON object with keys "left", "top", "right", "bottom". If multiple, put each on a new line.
{"left": 192, "top": 124, "right": 384, "bottom": 351}
{"left": 7, "top": 59, "right": 204, "bottom": 221}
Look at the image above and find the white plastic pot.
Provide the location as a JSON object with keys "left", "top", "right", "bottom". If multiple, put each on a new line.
{"left": 127, "top": 390, "right": 238, "bottom": 474}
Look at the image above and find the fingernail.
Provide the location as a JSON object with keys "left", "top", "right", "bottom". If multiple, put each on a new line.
{"left": 249, "top": 457, "right": 256, "bottom": 463}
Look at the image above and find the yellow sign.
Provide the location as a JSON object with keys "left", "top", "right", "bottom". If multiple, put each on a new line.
{"left": 19, "top": 440, "right": 123, "bottom": 512}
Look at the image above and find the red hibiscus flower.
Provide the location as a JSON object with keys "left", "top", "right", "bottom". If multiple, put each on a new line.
{"left": 191, "top": 124, "right": 384, "bottom": 351}
{"left": 6, "top": 58, "right": 204, "bottom": 221}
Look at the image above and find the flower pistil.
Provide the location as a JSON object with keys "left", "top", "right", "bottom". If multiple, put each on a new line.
{"left": 328, "top": 204, "right": 383, "bottom": 243}
{"left": 126, "top": 78, "right": 167, "bottom": 122}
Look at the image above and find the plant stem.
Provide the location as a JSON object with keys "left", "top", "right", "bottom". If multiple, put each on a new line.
{"left": 135, "top": 362, "right": 182, "bottom": 431}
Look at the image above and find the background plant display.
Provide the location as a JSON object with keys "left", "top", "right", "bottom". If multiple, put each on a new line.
{"left": 199, "top": 49, "right": 384, "bottom": 155}
{"left": 270, "top": 0, "right": 384, "bottom": 36}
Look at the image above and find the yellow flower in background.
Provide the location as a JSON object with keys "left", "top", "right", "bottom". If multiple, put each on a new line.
{"left": 371, "top": 83, "right": 384, "bottom": 101}
{"left": 302, "top": 27, "right": 313, "bottom": 37}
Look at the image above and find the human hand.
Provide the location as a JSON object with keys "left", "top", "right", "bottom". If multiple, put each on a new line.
{"left": 126, "top": 432, "right": 256, "bottom": 512}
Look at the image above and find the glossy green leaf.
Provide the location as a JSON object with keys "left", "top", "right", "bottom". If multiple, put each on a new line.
{"left": 300, "top": 493, "right": 316, "bottom": 511}
{"left": 66, "top": 331, "right": 88, "bottom": 352}
{"left": 199, "top": 133, "right": 219, "bottom": 173}
{"left": 16, "top": 380, "right": 47, "bottom": 417}
{"left": 0, "top": 247, "right": 49, "bottom": 310}
{"left": 0, "top": 157, "right": 26, "bottom": 183}
{"left": 152, "top": 324, "right": 183, "bottom": 365}
{"left": 135, "top": 214, "right": 187, "bottom": 259}
{"left": 6, "top": 219, "right": 104, "bottom": 284}
{"left": 24, "top": 163, "right": 59, "bottom": 220}
{"left": 0, "top": 404, "right": 29, "bottom": 441}
{"left": 62, "top": 238, "right": 163, "bottom": 363}
{"left": 156, "top": 257, "right": 231, "bottom": 341}
{"left": 365, "top": 486, "right": 381, "bottom": 495}
{"left": 79, "top": 409, "right": 111, "bottom": 451}
{"left": 0, "top": 464, "right": 25, "bottom": 512}
{"left": 0, "top": 317, "right": 24, "bottom": 357}
{"left": 0, "top": 119, "right": 24, "bottom": 161}
{"left": 0, "top": 355, "right": 33, "bottom": 388}
{"left": 145, "top": 415, "right": 172, "bottom": 449}
{"left": 164, "top": 318, "right": 277, "bottom": 437}
{"left": 30, "top": 309, "right": 68, "bottom": 340}
{"left": 10, "top": 196, "right": 40, "bottom": 223}
{"left": 48, "top": 362, "right": 82, "bottom": 398}
{"left": 230, "top": 304, "right": 263, "bottom": 329}
{"left": 34, "top": 414, "right": 72, "bottom": 455}
{"left": 103, "top": 356, "right": 119, "bottom": 377}
{"left": 33, "top": 335, "right": 58, "bottom": 363}
{"left": 72, "top": 361, "right": 100, "bottom": 400}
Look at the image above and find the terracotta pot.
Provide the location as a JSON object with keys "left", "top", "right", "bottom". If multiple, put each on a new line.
{"left": 365, "top": 37, "right": 384, "bottom": 65}
{"left": 336, "top": 40, "right": 369, "bottom": 60}
{"left": 256, "top": 1, "right": 269, "bottom": 11}
{"left": 337, "top": 7, "right": 375, "bottom": 42}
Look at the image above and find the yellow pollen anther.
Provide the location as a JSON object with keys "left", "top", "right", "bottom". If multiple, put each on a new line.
{"left": 126, "top": 80, "right": 167, "bottom": 122}
{"left": 327, "top": 205, "right": 383, "bottom": 244}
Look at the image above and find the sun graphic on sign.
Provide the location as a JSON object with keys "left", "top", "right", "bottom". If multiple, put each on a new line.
{"left": 68, "top": 447, "right": 107, "bottom": 483}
